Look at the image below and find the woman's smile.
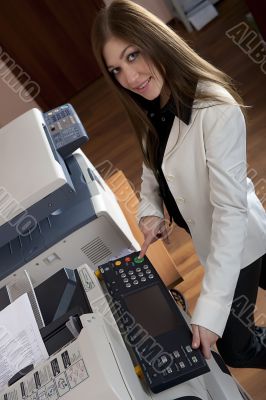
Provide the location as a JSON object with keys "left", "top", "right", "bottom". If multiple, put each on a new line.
{"left": 134, "top": 77, "right": 152, "bottom": 92}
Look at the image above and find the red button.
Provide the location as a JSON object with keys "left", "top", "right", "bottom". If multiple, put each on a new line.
{"left": 125, "top": 257, "right": 131, "bottom": 262}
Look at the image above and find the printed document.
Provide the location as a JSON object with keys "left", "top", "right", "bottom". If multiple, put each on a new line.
{"left": 0, "top": 293, "right": 48, "bottom": 391}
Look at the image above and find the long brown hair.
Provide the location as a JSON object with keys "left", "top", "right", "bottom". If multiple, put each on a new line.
{"left": 91, "top": 0, "right": 245, "bottom": 172}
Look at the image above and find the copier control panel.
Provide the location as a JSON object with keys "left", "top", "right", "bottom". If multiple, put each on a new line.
{"left": 43, "top": 104, "right": 88, "bottom": 157}
{"left": 98, "top": 252, "right": 210, "bottom": 394}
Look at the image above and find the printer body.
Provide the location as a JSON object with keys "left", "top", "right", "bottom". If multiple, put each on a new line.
{"left": 0, "top": 106, "right": 139, "bottom": 291}
{"left": 0, "top": 107, "right": 251, "bottom": 400}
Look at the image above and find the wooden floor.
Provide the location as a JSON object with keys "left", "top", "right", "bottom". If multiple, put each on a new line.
{"left": 70, "top": 0, "right": 266, "bottom": 398}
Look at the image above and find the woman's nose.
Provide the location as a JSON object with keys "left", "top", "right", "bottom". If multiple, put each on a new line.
{"left": 125, "top": 67, "right": 139, "bottom": 86}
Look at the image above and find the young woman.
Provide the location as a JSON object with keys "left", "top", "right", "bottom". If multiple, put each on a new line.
{"left": 91, "top": 0, "right": 266, "bottom": 367}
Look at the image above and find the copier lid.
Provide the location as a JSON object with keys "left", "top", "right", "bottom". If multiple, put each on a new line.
{"left": 0, "top": 108, "right": 67, "bottom": 226}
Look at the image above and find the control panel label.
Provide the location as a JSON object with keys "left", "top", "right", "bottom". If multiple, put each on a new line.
{"left": 0, "top": 342, "right": 89, "bottom": 400}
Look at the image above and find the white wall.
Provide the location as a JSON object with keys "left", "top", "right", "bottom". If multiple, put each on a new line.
{"left": 103, "top": 0, "right": 174, "bottom": 23}
{"left": 0, "top": 65, "right": 39, "bottom": 127}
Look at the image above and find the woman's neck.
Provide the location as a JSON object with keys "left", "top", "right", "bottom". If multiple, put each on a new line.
{"left": 160, "top": 84, "right": 171, "bottom": 108}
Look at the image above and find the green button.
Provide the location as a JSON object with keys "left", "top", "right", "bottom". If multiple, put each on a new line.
{"left": 134, "top": 257, "right": 144, "bottom": 264}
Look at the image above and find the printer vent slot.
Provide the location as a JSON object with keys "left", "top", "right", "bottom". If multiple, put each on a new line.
{"left": 81, "top": 237, "right": 112, "bottom": 265}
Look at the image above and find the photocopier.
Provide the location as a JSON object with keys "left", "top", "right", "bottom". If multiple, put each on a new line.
{"left": 0, "top": 105, "right": 251, "bottom": 400}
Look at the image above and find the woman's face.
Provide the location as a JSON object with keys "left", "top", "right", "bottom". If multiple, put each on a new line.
{"left": 103, "top": 36, "right": 164, "bottom": 100}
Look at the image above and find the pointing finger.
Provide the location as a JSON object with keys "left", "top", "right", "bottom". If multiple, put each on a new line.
{"left": 139, "top": 237, "right": 151, "bottom": 259}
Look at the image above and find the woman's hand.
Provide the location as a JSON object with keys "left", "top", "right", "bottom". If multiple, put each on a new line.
{"left": 138, "top": 216, "right": 169, "bottom": 259}
{"left": 191, "top": 324, "right": 219, "bottom": 359}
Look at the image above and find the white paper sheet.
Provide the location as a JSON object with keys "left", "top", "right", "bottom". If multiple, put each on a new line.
{"left": 0, "top": 293, "right": 48, "bottom": 391}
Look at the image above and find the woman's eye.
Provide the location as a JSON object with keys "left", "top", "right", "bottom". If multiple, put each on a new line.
{"left": 110, "top": 68, "right": 120, "bottom": 76}
{"left": 128, "top": 51, "right": 139, "bottom": 62}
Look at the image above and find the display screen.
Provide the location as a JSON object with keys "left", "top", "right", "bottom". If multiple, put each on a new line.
{"left": 124, "top": 285, "right": 184, "bottom": 337}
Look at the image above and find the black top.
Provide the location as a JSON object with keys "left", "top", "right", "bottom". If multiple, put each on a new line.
{"left": 135, "top": 85, "right": 197, "bottom": 233}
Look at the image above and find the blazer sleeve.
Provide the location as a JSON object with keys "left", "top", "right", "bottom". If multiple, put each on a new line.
{"left": 137, "top": 163, "right": 165, "bottom": 222}
{"left": 191, "top": 103, "right": 248, "bottom": 337}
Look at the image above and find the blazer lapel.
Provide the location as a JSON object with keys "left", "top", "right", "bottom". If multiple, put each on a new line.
{"left": 163, "top": 114, "right": 197, "bottom": 160}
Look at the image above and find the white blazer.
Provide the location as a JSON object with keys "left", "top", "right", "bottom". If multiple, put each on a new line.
{"left": 137, "top": 82, "right": 266, "bottom": 337}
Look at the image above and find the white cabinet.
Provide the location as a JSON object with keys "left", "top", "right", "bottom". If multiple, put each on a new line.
{"left": 167, "top": 0, "right": 220, "bottom": 31}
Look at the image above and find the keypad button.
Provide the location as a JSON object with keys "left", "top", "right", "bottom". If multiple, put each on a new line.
{"left": 192, "top": 356, "right": 198, "bottom": 363}
{"left": 148, "top": 274, "right": 154, "bottom": 279}
{"left": 134, "top": 257, "right": 144, "bottom": 264}
{"left": 161, "top": 355, "right": 168, "bottom": 364}
{"left": 166, "top": 366, "right": 173, "bottom": 374}
{"left": 133, "top": 280, "right": 139, "bottom": 285}
{"left": 143, "top": 265, "right": 149, "bottom": 269}
{"left": 123, "top": 278, "right": 129, "bottom": 283}
{"left": 136, "top": 268, "right": 141, "bottom": 272}
{"left": 128, "top": 270, "right": 134, "bottom": 275}
{"left": 186, "top": 345, "right": 192, "bottom": 353}
{"left": 126, "top": 283, "right": 131, "bottom": 288}
{"left": 173, "top": 350, "right": 180, "bottom": 358}
{"left": 146, "top": 269, "right": 151, "bottom": 274}
{"left": 118, "top": 269, "right": 124, "bottom": 274}
{"left": 138, "top": 272, "right": 144, "bottom": 277}
{"left": 130, "top": 275, "right": 136, "bottom": 280}
{"left": 121, "top": 273, "right": 126, "bottom": 278}
{"left": 115, "top": 261, "right": 122, "bottom": 266}
{"left": 125, "top": 257, "right": 131, "bottom": 262}
{"left": 141, "top": 277, "right": 147, "bottom": 282}
{"left": 179, "top": 361, "right": 185, "bottom": 369}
